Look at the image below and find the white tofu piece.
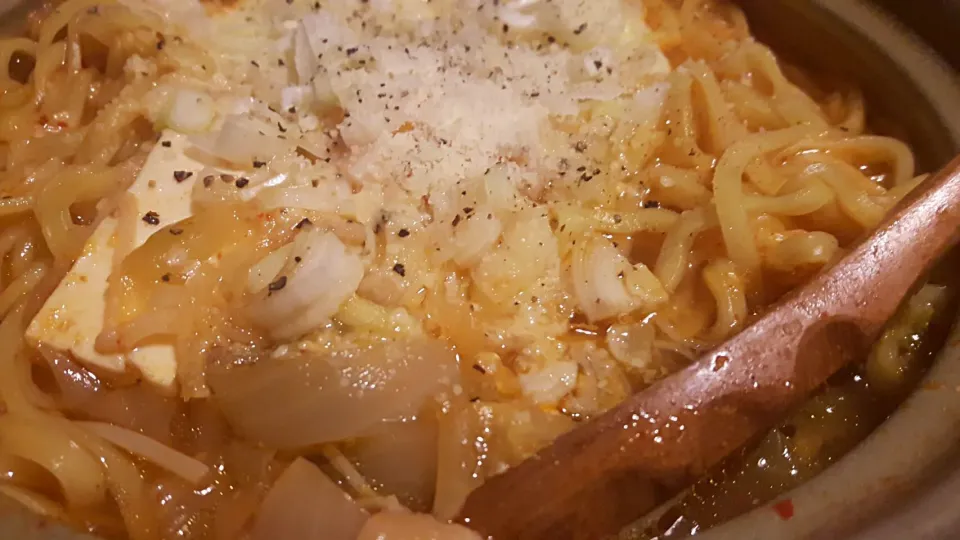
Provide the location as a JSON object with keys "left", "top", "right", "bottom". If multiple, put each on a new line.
{"left": 26, "top": 131, "right": 206, "bottom": 390}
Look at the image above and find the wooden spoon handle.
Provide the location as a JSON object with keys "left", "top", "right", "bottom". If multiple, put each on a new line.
{"left": 457, "top": 155, "right": 960, "bottom": 540}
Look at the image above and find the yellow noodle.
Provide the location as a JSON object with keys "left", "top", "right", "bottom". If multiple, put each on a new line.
{"left": 0, "top": 196, "right": 32, "bottom": 216}
{"left": 641, "top": 164, "right": 711, "bottom": 210}
{"left": 720, "top": 79, "right": 786, "bottom": 131}
{"left": 713, "top": 125, "right": 818, "bottom": 272}
{"left": 739, "top": 42, "right": 830, "bottom": 129}
{"left": 702, "top": 258, "right": 747, "bottom": 340}
{"left": 765, "top": 231, "right": 840, "bottom": 271}
{"left": 686, "top": 60, "right": 747, "bottom": 153}
{"left": 0, "top": 262, "right": 46, "bottom": 319}
{"left": 797, "top": 156, "right": 887, "bottom": 228}
{"left": 660, "top": 71, "right": 715, "bottom": 171}
{"left": 654, "top": 208, "right": 714, "bottom": 292}
{"left": 744, "top": 180, "right": 834, "bottom": 216}
{"left": 782, "top": 135, "right": 916, "bottom": 186}
{"left": 0, "top": 413, "right": 107, "bottom": 508}
{"left": 554, "top": 204, "right": 681, "bottom": 235}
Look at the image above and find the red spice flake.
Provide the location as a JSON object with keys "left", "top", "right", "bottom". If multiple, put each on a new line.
{"left": 394, "top": 121, "right": 415, "bottom": 134}
{"left": 772, "top": 499, "right": 794, "bottom": 521}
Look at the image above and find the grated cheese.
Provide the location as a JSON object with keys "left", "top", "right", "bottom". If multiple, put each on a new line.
{"left": 285, "top": 0, "right": 669, "bottom": 203}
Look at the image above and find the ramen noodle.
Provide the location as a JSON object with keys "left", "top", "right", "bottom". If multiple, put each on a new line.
{"left": 0, "top": 0, "right": 930, "bottom": 538}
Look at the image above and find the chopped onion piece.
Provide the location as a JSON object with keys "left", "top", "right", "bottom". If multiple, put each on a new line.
{"left": 572, "top": 237, "right": 635, "bottom": 321}
{"left": 572, "top": 237, "right": 667, "bottom": 322}
{"left": 293, "top": 22, "right": 316, "bottom": 85}
{"left": 357, "top": 511, "right": 482, "bottom": 540}
{"left": 190, "top": 115, "right": 286, "bottom": 165}
{"left": 77, "top": 422, "right": 209, "bottom": 485}
{"left": 517, "top": 360, "right": 578, "bottom": 404}
{"left": 451, "top": 209, "right": 502, "bottom": 268}
{"left": 348, "top": 417, "right": 439, "bottom": 511}
{"left": 246, "top": 243, "right": 293, "bottom": 294}
{"left": 166, "top": 89, "right": 216, "bottom": 134}
{"left": 252, "top": 458, "right": 368, "bottom": 540}
{"left": 247, "top": 229, "right": 364, "bottom": 340}
{"left": 209, "top": 338, "right": 458, "bottom": 449}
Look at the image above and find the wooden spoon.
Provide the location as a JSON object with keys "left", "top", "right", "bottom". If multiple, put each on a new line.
{"left": 456, "top": 154, "right": 960, "bottom": 540}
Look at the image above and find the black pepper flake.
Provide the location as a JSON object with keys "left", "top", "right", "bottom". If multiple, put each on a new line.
{"left": 142, "top": 211, "right": 160, "bottom": 225}
{"left": 594, "top": 60, "right": 603, "bottom": 69}
{"left": 161, "top": 141, "right": 172, "bottom": 148}
{"left": 250, "top": 60, "right": 260, "bottom": 67}
{"left": 392, "top": 263, "right": 406, "bottom": 277}
{"left": 156, "top": 38, "right": 166, "bottom": 51}
{"left": 161, "top": 273, "right": 171, "bottom": 283}
{"left": 574, "top": 141, "right": 587, "bottom": 153}
{"left": 463, "top": 207, "right": 474, "bottom": 214}
{"left": 613, "top": 214, "right": 622, "bottom": 224}
{"left": 169, "top": 228, "right": 184, "bottom": 236}
{"left": 202, "top": 175, "right": 214, "bottom": 188}
{"left": 295, "top": 218, "right": 313, "bottom": 229}
{"left": 277, "top": 58, "right": 286, "bottom": 66}
{"left": 173, "top": 170, "right": 192, "bottom": 183}
{"left": 452, "top": 214, "right": 462, "bottom": 227}
{"left": 577, "top": 166, "right": 587, "bottom": 172}
{"left": 252, "top": 160, "right": 266, "bottom": 168}
{"left": 502, "top": 23, "right": 509, "bottom": 33}
{"left": 472, "top": 364, "right": 487, "bottom": 374}
{"left": 398, "top": 228, "right": 410, "bottom": 238}
{"left": 294, "top": 256, "right": 302, "bottom": 263}
{"left": 574, "top": 23, "right": 588, "bottom": 35}
{"left": 345, "top": 47, "right": 359, "bottom": 56}
{"left": 235, "top": 177, "right": 250, "bottom": 188}
{"left": 644, "top": 200, "right": 661, "bottom": 209}
{"left": 277, "top": 122, "right": 287, "bottom": 133}
{"left": 268, "top": 276, "right": 288, "bottom": 294}
{"left": 547, "top": 35, "right": 556, "bottom": 43}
